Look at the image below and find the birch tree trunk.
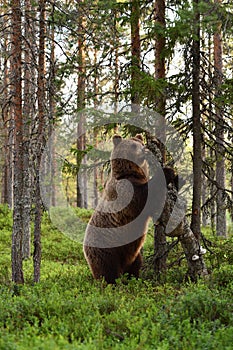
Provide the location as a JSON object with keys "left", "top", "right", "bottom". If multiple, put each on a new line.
{"left": 11, "top": 0, "right": 24, "bottom": 284}
{"left": 214, "top": 0, "right": 226, "bottom": 237}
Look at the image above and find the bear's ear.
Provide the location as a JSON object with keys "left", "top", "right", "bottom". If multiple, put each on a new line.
{"left": 113, "top": 134, "right": 122, "bottom": 147}
{"left": 135, "top": 134, "right": 144, "bottom": 142}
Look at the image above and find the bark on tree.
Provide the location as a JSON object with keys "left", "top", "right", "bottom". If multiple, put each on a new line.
{"left": 156, "top": 183, "right": 208, "bottom": 281}
{"left": 48, "top": 2, "right": 56, "bottom": 207}
{"left": 113, "top": 6, "right": 119, "bottom": 127}
{"left": 92, "top": 49, "right": 99, "bottom": 207}
{"left": 147, "top": 133, "right": 208, "bottom": 280}
{"left": 34, "top": 0, "right": 46, "bottom": 283}
{"left": 153, "top": 0, "right": 167, "bottom": 275}
{"left": 209, "top": 148, "right": 216, "bottom": 232}
{"left": 154, "top": 0, "right": 166, "bottom": 118}
{"left": 131, "top": 0, "right": 140, "bottom": 108}
{"left": 201, "top": 146, "right": 208, "bottom": 226}
{"left": 77, "top": 0, "right": 86, "bottom": 208}
{"left": 213, "top": 0, "right": 226, "bottom": 237}
{"left": 22, "top": 0, "right": 34, "bottom": 260}
{"left": 1, "top": 5, "right": 13, "bottom": 208}
{"left": 1, "top": 41, "right": 7, "bottom": 204}
{"left": 11, "top": 0, "right": 24, "bottom": 284}
{"left": 231, "top": 168, "right": 233, "bottom": 222}
{"left": 93, "top": 129, "right": 99, "bottom": 208}
{"left": 191, "top": 0, "right": 202, "bottom": 240}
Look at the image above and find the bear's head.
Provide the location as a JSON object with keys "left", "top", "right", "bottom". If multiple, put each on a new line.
{"left": 111, "top": 134, "right": 149, "bottom": 184}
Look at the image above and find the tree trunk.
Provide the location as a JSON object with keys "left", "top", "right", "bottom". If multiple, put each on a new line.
{"left": 209, "top": 148, "right": 216, "bottom": 232}
{"left": 22, "top": 0, "right": 34, "bottom": 260}
{"left": 153, "top": 0, "right": 167, "bottom": 275}
{"left": 92, "top": 49, "right": 99, "bottom": 208}
{"left": 1, "top": 8, "right": 13, "bottom": 208}
{"left": 11, "top": 0, "right": 24, "bottom": 284}
{"left": 231, "top": 173, "right": 233, "bottom": 222}
{"left": 158, "top": 185, "right": 208, "bottom": 280}
{"left": 48, "top": 2, "right": 56, "bottom": 207}
{"left": 191, "top": 0, "right": 202, "bottom": 240}
{"left": 1, "top": 32, "right": 8, "bottom": 205}
{"left": 113, "top": 7, "right": 119, "bottom": 129}
{"left": 179, "top": 218, "right": 208, "bottom": 281}
{"left": 201, "top": 146, "right": 208, "bottom": 226}
{"left": 77, "top": 0, "right": 86, "bottom": 208}
{"left": 34, "top": 0, "right": 46, "bottom": 283}
{"left": 93, "top": 129, "right": 99, "bottom": 208}
{"left": 214, "top": 0, "right": 226, "bottom": 237}
{"left": 34, "top": 172, "right": 42, "bottom": 283}
{"left": 131, "top": 0, "right": 140, "bottom": 108}
{"left": 154, "top": 0, "right": 166, "bottom": 119}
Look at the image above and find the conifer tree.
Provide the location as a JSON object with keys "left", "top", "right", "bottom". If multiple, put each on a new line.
{"left": 214, "top": 0, "right": 226, "bottom": 237}
{"left": 11, "top": 0, "right": 24, "bottom": 284}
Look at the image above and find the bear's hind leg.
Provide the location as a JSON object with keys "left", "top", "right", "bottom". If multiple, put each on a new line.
{"left": 91, "top": 260, "right": 120, "bottom": 284}
{"left": 124, "top": 253, "right": 142, "bottom": 279}
{"left": 103, "top": 267, "right": 120, "bottom": 284}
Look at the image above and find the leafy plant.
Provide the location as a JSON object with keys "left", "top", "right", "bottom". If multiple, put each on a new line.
{"left": 0, "top": 205, "right": 232, "bottom": 349}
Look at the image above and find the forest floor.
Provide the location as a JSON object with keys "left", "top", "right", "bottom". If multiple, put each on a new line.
{"left": 0, "top": 205, "right": 232, "bottom": 350}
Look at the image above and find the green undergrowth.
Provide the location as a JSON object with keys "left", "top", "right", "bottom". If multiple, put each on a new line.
{"left": 0, "top": 205, "right": 232, "bottom": 350}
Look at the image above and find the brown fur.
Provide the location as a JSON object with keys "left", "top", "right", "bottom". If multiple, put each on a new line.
{"left": 83, "top": 134, "right": 154, "bottom": 284}
{"left": 84, "top": 135, "right": 166, "bottom": 283}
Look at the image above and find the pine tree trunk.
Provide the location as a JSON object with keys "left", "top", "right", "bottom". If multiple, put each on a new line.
{"left": 93, "top": 50, "right": 99, "bottom": 208}
{"left": 209, "top": 148, "right": 216, "bottom": 232}
{"left": 34, "top": 171, "right": 42, "bottom": 283}
{"left": 77, "top": 117, "right": 85, "bottom": 208}
{"left": 77, "top": 0, "right": 86, "bottom": 208}
{"left": 22, "top": 0, "right": 34, "bottom": 260}
{"left": 48, "top": 2, "right": 56, "bottom": 207}
{"left": 154, "top": 0, "right": 166, "bottom": 118}
{"left": 201, "top": 146, "right": 208, "bottom": 226}
{"left": 1, "top": 30, "right": 8, "bottom": 205}
{"left": 131, "top": 0, "right": 140, "bottom": 108}
{"left": 158, "top": 185, "right": 208, "bottom": 280}
{"left": 113, "top": 7, "right": 119, "bottom": 127}
{"left": 213, "top": 0, "right": 226, "bottom": 237}
{"left": 83, "top": 154, "right": 88, "bottom": 208}
{"left": 153, "top": 0, "right": 167, "bottom": 275}
{"left": 93, "top": 129, "right": 98, "bottom": 208}
{"left": 207, "top": 35, "right": 216, "bottom": 231}
{"left": 231, "top": 174, "right": 233, "bottom": 222}
{"left": 191, "top": 0, "right": 202, "bottom": 240}
{"left": 179, "top": 218, "right": 208, "bottom": 281}
{"left": 11, "top": 0, "right": 24, "bottom": 284}
{"left": 34, "top": 0, "right": 46, "bottom": 283}
{"left": 1, "top": 16, "right": 13, "bottom": 208}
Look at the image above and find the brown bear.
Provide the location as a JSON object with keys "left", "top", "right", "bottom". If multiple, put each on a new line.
{"left": 83, "top": 134, "right": 166, "bottom": 284}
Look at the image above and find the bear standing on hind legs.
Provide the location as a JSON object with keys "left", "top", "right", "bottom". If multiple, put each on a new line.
{"left": 83, "top": 134, "right": 166, "bottom": 284}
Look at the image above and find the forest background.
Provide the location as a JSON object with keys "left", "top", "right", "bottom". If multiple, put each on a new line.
{"left": 0, "top": 0, "right": 232, "bottom": 281}
{"left": 0, "top": 0, "right": 233, "bottom": 349}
